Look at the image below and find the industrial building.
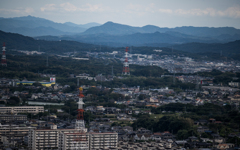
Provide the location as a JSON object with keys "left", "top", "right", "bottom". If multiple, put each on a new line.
{"left": 16, "top": 77, "right": 56, "bottom": 87}
{"left": 16, "top": 81, "right": 55, "bottom": 87}
{"left": 0, "top": 106, "right": 44, "bottom": 114}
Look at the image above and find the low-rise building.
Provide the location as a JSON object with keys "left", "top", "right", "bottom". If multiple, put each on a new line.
{"left": 0, "top": 114, "right": 27, "bottom": 122}
{"left": 0, "top": 106, "right": 44, "bottom": 114}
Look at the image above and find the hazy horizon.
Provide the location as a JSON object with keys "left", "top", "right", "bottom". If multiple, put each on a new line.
{"left": 0, "top": 0, "right": 240, "bottom": 29}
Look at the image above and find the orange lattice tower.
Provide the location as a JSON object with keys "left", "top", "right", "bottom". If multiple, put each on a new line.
{"left": 75, "top": 87, "right": 87, "bottom": 132}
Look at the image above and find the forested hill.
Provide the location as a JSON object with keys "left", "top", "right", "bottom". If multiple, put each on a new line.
{"left": 0, "top": 30, "right": 96, "bottom": 53}
{"left": 173, "top": 40, "right": 240, "bottom": 60}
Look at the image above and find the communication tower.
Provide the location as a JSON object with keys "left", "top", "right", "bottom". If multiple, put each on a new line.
{"left": 1, "top": 43, "right": 7, "bottom": 66}
{"left": 75, "top": 87, "right": 87, "bottom": 132}
{"left": 122, "top": 47, "right": 130, "bottom": 75}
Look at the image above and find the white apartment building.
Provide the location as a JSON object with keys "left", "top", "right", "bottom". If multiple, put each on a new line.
{"left": 59, "top": 132, "right": 89, "bottom": 150}
{"left": 28, "top": 125, "right": 118, "bottom": 150}
{"left": 89, "top": 132, "right": 118, "bottom": 149}
{"left": 0, "top": 106, "right": 44, "bottom": 114}
{"left": 28, "top": 125, "right": 79, "bottom": 150}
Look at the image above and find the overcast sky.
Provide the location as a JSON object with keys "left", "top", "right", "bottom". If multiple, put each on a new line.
{"left": 1, "top": 0, "right": 240, "bottom": 28}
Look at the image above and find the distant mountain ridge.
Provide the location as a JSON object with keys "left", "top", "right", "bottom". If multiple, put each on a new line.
{"left": 0, "top": 16, "right": 100, "bottom": 37}
{"left": 2, "top": 16, "right": 240, "bottom": 47}
{"left": 82, "top": 21, "right": 240, "bottom": 37}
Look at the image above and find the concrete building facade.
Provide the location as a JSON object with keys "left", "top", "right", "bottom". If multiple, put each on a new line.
{"left": 0, "top": 115, "right": 27, "bottom": 122}
{"left": 28, "top": 126, "right": 118, "bottom": 150}
{"left": 0, "top": 106, "right": 44, "bottom": 114}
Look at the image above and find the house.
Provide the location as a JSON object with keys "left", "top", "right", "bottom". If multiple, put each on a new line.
{"left": 161, "top": 132, "right": 173, "bottom": 140}
{"left": 153, "top": 133, "right": 162, "bottom": 141}
{"left": 149, "top": 97, "right": 159, "bottom": 103}
{"left": 137, "top": 128, "right": 152, "bottom": 134}
{"left": 214, "top": 137, "right": 225, "bottom": 144}
{"left": 134, "top": 134, "right": 154, "bottom": 141}
{"left": 117, "top": 113, "right": 127, "bottom": 119}
{"left": 216, "top": 143, "right": 234, "bottom": 150}
{"left": 197, "top": 126, "right": 210, "bottom": 133}
{"left": 209, "top": 118, "right": 216, "bottom": 123}
{"left": 123, "top": 126, "right": 133, "bottom": 133}
{"left": 188, "top": 136, "right": 198, "bottom": 142}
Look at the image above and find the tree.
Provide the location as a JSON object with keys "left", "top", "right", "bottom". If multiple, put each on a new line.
{"left": 138, "top": 94, "right": 146, "bottom": 100}
{"left": 32, "top": 82, "right": 42, "bottom": 86}
{"left": 8, "top": 96, "right": 20, "bottom": 105}
{"left": 177, "top": 130, "right": 189, "bottom": 140}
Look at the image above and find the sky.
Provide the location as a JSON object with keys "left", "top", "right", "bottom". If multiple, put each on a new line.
{"left": 0, "top": 0, "right": 240, "bottom": 28}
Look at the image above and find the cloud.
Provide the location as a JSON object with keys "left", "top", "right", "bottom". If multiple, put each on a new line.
{"left": 78, "top": 3, "right": 105, "bottom": 12}
{"left": 60, "top": 3, "right": 78, "bottom": 12}
{"left": 41, "top": 3, "right": 105, "bottom": 12}
{"left": 124, "top": 3, "right": 240, "bottom": 18}
{"left": 218, "top": 6, "right": 240, "bottom": 18}
{"left": 175, "top": 8, "right": 217, "bottom": 16}
{"left": 0, "top": 7, "right": 34, "bottom": 14}
{"left": 175, "top": 6, "right": 240, "bottom": 18}
{"left": 125, "top": 3, "right": 172, "bottom": 15}
{"left": 40, "top": 4, "right": 56, "bottom": 12}
{"left": 158, "top": 9, "right": 172, "bottom": 14}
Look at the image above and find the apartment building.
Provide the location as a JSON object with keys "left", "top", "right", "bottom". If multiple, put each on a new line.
{"left": 89, "top": 132, "right": 118, "bottom": 149}
{"left": 0, "top": 106, "right": 44, "bottom": 114}
{"left": 28, "top": 125, "right": 78, "bottom": 150}
{"left": 59, "top": 132, "right": 89, "bottom": 150}
{"left": 28, "top": 125, "right": 118, "bottom": 150}
{"left": 0, "top": 125, "right": 35, "bottom": 146}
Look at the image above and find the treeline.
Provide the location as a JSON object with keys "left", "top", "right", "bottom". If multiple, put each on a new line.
{"left": 196, "top": 69, "right": 239, "bottom": 85}
{"left": 133, "top": 103, "right": 240, "bottom": 139}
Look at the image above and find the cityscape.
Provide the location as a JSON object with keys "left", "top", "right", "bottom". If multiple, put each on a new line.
{"left": 1, "top": 0, "right": 240, "bottom": 150}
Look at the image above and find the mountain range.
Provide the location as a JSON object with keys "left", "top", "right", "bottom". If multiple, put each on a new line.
{"left": 0, "top": 15, "right": 101, "bottom": 36}
{"left": 1, "top": 15, "right": 240, "bottom": 47}
{"left": 1, "top": 30, "right": 240, "bottom": 56}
